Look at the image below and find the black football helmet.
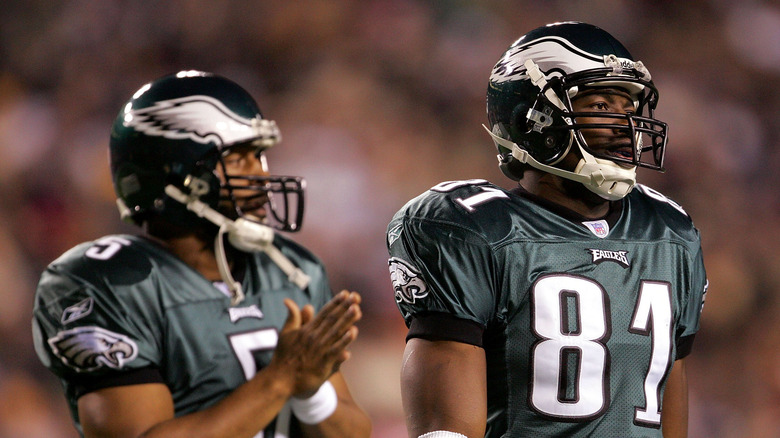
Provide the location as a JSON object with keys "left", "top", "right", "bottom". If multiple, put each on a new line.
{"left": 110, "top": 70, "right": 305, "bottom": 232}
{"left": 486, "top": 22, "right": 668, "bottom": 200}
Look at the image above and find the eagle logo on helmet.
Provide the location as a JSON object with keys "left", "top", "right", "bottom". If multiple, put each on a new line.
{"left": 124, "top": 95, "right": 280, "bottom": 147}
{"left": 490, "top": 37, "right": 635, "bottom": 86}
{"left": 48, "top": 326, "right": 139, "bottom": 372}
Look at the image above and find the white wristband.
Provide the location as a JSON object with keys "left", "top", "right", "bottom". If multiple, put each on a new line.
{"left": 418, "top": 432, "right": 468, "bottom": 438}
{"left": 290, "top": 381, "right": 338, "bottom": 425}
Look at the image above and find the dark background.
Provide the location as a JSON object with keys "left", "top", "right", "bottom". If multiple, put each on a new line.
{"left": 0, "top": 1, "right": 778, "bottom": 436}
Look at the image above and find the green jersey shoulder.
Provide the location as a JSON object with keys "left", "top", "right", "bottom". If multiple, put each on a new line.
{"left": 389, "top": 179, "right": 700, "bottom": 248}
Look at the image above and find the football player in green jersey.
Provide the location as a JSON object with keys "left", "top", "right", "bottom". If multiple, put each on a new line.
{"left": 33, "top": 71, "right": 371, "bottom": 437}
{"left": 387, "top": 22, "right": 707, "bottom": 438}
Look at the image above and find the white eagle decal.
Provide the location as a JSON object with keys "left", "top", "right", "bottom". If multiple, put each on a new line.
{"left": 48, "top": 326, "right": 139, "bottom": 372}
{"left": 388, "top": 257, "right": 429, "bottom": 304}
{"left": 490, "top": 36, "right": 629, "bottom": 84}
{"left": 123, "top": 95, "right": 278, "bottom": 146}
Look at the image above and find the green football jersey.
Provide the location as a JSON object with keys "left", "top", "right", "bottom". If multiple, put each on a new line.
{"left": 387, "top": 179, "right": 707, "bottom": 438}
{"left": 33, "top": 233, "right": 332, "bottom": 438}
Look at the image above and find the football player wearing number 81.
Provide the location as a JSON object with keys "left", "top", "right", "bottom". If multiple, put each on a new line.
{"left": 386, "top": 22, "right": 707, "bottom": 438}
{"left": 32, "top": 71, "right": 371, "bottom": 438}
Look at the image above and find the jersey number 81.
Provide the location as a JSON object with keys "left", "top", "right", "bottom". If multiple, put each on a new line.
{"left": 531, "top": 274, "right": 673, "bottom": 427}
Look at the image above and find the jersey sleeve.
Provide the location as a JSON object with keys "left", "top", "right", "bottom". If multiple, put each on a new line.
{"left": 633, "top": 185, "right": 709, "bottom": 359}
{"left": 675, "top": 237, "right": 708, "bottom": 358}
{"left": 32, "top": 241, "right": 165, "bottom": 398}
{"left": 387, "top": 203, "right": 500, "bottom": 342}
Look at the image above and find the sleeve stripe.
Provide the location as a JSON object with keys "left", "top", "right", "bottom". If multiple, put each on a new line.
{"left": 676, "top": 334, "right": 695, "bottom": 359}
{"left": 72, "top": 366, "right": 164, "bottom": 399}
{"left": 407, "top": 312, "right": 485, "bottom": 347}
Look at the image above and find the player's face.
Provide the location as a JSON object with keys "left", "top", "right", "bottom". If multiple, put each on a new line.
{"left": 217, "top": 142, "right": 270, "bottom": 221}
{"left": 571, "top": 88, "right": 637, "bottom": 165}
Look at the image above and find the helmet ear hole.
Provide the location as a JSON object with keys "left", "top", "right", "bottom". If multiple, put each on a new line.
{"left": 508, "top": 103, "right": 531, "bottom": 139}
{"left": 525, "top": 105, "right": 570, "bottom": 165}
{"left": 185, "top": 165, "right": 221, "bottom": 205}
{"left": 504, "top": 98, "right": 571, "bottom": 166}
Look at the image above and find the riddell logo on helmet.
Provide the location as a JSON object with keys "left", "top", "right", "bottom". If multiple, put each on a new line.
{"left": 608, "top": 58, "right": 637, "bottom": 71}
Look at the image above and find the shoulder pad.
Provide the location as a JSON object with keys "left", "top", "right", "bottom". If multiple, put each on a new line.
{"left": 392, "top": 179, "right": 515, "bottom": 244}
{"left": 49, "top": 235, "right": 154, "bottom": 287}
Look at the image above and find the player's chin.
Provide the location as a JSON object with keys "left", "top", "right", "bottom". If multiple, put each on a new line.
{"left": 246, "top": 200, "right": 275, "bottom": 222}
{"left": 229, "top": 196, "right": 270, "bottom": 219}
{"left": 242, "top": 209, "right": 268, "bottom": 223}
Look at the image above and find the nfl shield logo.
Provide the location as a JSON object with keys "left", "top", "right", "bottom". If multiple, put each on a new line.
{"left": 582, "top": 220, "right": 610, "bottom": 238}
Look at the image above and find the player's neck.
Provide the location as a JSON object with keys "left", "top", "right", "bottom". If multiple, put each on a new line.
{"left": 145, "top": 232, "right": 225, "bottom": 282}
{"left": 518, "top": 173, "right": 611, "bottom": 219}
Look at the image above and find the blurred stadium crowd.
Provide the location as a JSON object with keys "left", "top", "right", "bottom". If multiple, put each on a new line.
{"left": 0, "top": 1, "right": 778, "bottom": 437}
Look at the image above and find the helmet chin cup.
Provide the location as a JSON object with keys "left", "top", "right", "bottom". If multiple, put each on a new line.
{"left": 227, "top": 218, "right": 274, "bottom": 252}
{"left": 574, "top": 146, "right": 636, "bottom": 200}
{"left": 574, "top": 156, "right": 637, "bottom": 200}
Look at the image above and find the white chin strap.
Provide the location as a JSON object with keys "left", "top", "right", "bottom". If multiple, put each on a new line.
{"left": 484, "top": 125, "right": 636, "bottom": 201}
{"left": 164, "top": 184, "right": 310, "bottom": 306}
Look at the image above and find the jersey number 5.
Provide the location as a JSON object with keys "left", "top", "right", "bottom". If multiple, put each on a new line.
{"left": 530, "top": 274, "right": 673, "bottom": 427}
{"left": 229, "top": 329, "right": 293, "bottom": 438}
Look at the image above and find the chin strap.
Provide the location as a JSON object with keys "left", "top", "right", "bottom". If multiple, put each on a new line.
{"left": 164, "top": 184, "right": 310, "bottom": 306}
{"left": 215, "top": 224, "right": 244, "bottom": 305}
{"left": 483, "top": 125, "right": 636, "bottom": 201}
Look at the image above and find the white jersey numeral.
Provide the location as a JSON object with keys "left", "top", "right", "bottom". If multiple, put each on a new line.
{"left": 228, "top": 328, "right": 292, "bottom": 438}
{"left": 635, "top": 184, "right": 688, "bottom": 216}
{"left": 430, "top": 179, "right": 488, "bottom": 192}
{"left": 532, "top": 275, "right": 608, "bottom": 418}
{"left": 229, "top": 328, "right": 279, "bottom": 380}
{"left": 430, "top": 179, "right": 508, "bottom": 212}
{"left": 85, "top": 236, "right": 132, "bottom": 260}
{"left": 630, "top": 281, "right": 674, "bottom": 425}
{"left": 530, "top": 274, "right": 673, "bottom": 426}
{"left": 455, "top": 186, "right": 509, "bottom": 212}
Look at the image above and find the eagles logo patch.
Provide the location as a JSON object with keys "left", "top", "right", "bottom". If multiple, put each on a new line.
{"left": 48, "top": 326, "right": 139, "bottom": 372}
{"left": 587, "top": 248, "right": 630, "bottom": 268}
{"left": 388, "top": 257, "right": 429, "bottom": 304}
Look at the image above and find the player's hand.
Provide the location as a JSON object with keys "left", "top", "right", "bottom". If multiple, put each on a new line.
{"left": 270, "top": 290, "right": 362, "bottom": 397}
